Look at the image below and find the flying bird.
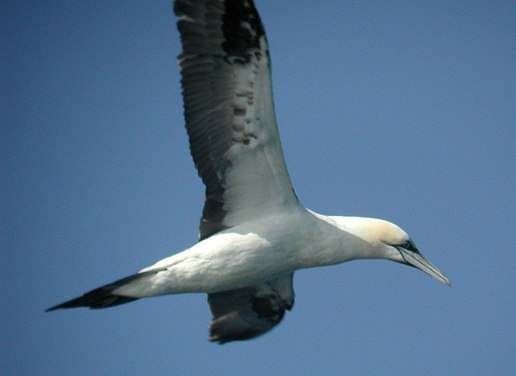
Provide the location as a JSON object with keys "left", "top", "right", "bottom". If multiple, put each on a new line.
{"left": 48, "top": 0, "right": 450, "bottom": 344}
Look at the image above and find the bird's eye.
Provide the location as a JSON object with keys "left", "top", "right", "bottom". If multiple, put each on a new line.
{"left": 398, "top": 239, "right": 420, "bottom": 254}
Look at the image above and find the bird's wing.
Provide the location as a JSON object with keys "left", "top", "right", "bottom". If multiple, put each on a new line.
{"left": 174, "top": 0, "right": 299, "bottom": 240}
{"left": 207, "top": 273, "right": 295, "bottom": 343}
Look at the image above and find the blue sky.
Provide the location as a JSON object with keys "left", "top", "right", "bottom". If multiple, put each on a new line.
{"left": 4, "top": 0, "right": 515, "bottom": 374}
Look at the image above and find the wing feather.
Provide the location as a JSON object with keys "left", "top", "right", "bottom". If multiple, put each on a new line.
{"left": 174, "top": 0, "right": 299, "bottom": 240}
{"left": 207, "top": 274, "right": 295, "bottom": 343}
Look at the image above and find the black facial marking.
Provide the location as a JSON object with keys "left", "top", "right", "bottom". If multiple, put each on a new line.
{"left": 399, "top": 239, "right": 420, "bottom": 254}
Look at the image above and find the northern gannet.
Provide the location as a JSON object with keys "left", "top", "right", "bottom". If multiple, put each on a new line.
{"left": 48, "top": 0, "right": 450, "bottom": 344}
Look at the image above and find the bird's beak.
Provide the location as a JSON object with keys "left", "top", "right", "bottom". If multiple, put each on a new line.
{"left": 398, "top": 247, "right": 451, "bottom": 287}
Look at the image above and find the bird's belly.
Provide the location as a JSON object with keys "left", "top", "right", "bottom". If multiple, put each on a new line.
{"left": 147, "top": 231, "right": 298, "bottom": 294}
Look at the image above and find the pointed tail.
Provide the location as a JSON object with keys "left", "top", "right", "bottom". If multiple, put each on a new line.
{"left": 46, "top": 270, "right": 161, "bottom": 311}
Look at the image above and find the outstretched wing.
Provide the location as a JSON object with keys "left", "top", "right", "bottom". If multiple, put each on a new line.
{"left": 174, "top": 0, "right": 299, "bottom": 240}
{"left": 207, "top": 274, "right": 295, "bottom": 343}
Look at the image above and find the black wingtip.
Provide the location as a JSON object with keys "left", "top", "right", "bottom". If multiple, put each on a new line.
{"left": 45, "top": 295, "right": 98, "bottom": 312}
{"left": 46, "top": 304, "right": 62, "bottom": 312}
{"left": 45, "top": 270, "right": 162, "bottom": 312}
{"left": 45, "top": 295, "right": 138, "bottom": 312}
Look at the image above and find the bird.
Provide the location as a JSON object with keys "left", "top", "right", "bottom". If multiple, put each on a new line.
{"left": 47, "top": 0, "right": 450, "bottom": 344}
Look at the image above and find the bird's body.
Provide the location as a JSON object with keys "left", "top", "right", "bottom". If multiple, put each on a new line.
{"left": 114, "top": 211, "right": 376, "bottom": 297}
{"left": 48, "top": 0, "right": 450, "bottom": 344}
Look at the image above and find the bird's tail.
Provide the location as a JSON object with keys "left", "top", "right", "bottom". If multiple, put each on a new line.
{"left": 46, "top": 270, "right": 161, "bottom": 311}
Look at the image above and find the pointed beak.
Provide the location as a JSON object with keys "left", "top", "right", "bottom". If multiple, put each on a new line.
{"left": 398, "top": 247, "right": 451, "bottom": 287}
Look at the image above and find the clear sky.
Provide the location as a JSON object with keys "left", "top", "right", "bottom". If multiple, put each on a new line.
{"left": 4, "top": 0, "right": 515, "bottom": 374}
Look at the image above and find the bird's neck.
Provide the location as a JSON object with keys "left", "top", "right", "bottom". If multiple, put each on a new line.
{"left": 298, "top": 212, "right": 379, "bottom": 269}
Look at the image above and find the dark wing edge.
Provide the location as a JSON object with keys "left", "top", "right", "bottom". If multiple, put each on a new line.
{"left": 207, "top": 273, "right": 295, "bottom": 344}
{"left": 173, "top": 0, "right": 298, "bottom": 240}
{"left": 45, "top": 270, "right": 165, "bottom": 311}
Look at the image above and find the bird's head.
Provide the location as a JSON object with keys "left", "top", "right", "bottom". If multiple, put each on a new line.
{"left": 338, "top": 217, "right": 451, "bottom": 286}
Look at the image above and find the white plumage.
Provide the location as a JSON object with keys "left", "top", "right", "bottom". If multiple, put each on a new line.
{"left": 48, "top": 0, "right": 450, "bottom": 344}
